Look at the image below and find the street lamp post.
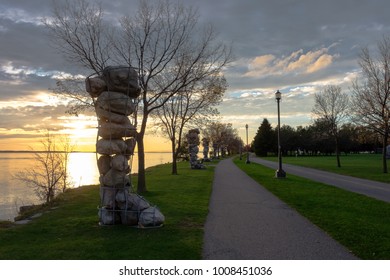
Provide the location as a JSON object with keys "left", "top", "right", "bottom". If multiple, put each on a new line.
{"left": 275, "top": 90, "right": 286, "bottom": 178}
{"left": 245, "top": 124, "right": 250, "bottom": 164}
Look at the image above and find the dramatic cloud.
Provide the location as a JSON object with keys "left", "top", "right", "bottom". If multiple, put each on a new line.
{"left": 244, "top": 47, "right": 337, "bottom": 78}
{"left": 0, "top": 104, "right": 73, "bottom": 132}
{"left": 1, "top": 0, "right": 390, "bottom": 148}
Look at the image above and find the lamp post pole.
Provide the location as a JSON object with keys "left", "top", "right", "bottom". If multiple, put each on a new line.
{"left": 245, "top": 124, "right": 250, "bottom": 164}
{"left": 275, "top": 90, "right": 286, "bottom": 178}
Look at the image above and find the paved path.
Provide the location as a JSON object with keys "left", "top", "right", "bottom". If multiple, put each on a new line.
{"left": 202, "top": 158, "right": 357, "bottom": 260}
{"left": 250, "top": 157, "right": 390, "bottom": 203}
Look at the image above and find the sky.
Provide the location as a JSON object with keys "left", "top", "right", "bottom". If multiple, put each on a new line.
{"left": 1, "top": 0, "right": 390, "bottom": 151}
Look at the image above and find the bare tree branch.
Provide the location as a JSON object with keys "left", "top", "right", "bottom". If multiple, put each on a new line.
{"left": 44, "top": 0, "right": 112, "bottom": 73}
{"left": 13, "top": 132, "right": 75, "bottom": 203}
{"left": 45, "top": 0, "right": 232, "bottom": 192}
{"left": 352, "top": 35, "right": 390, "bottom": 173}
{"left": 312, "top": 85, "right": 350, "bottom": 167}
{"left": 152, "top": 75, "right": 226, "bottom": 174}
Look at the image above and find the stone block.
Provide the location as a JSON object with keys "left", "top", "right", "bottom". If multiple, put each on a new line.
{"left": 98, "top": 208, "right": 120, "bottom": 225}
{"left": 100, "top": 186, "right": 117, "bottom": 208}
{"left": 139, "top": 206, "right": 165, "bottom": 227}
{"left": 97, "top": 155, "right": 111, "bottom": 175}
{"left": 96, "top": 106, "right": 130, "bottom": 124}
{"left": 96, "top": 91, "right": 136, "bottom": 116}
{"left": 98, "top": 122, "right": 137, "bottom": 139}
{"left": 102, "top": 66, "right": 141, "bottom": 98}
{"left": 96, "top": 139, "right": 127, "bottom": 155}
{"left": 102, "top": 169, "right": 130, "bottom": 187}
{"left": 85, "top": 76, "right": 107, "bottom": 98}
{"left": 116, "top": 191, "right": 150, "bottom": 211}
{"left": 111, "top": 154, "right": 129, "bottom": 172}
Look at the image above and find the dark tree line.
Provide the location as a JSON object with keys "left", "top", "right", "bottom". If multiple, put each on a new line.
{"left": 252, "top": 118, "right": 381, "bottom": 157}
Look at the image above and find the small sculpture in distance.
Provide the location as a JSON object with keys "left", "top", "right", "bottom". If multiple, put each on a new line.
{"left": 202, "top": 137, "right": 211, "bottom": 162}
{"left": 186, "top": 128, "right": 205, "bottom": 169}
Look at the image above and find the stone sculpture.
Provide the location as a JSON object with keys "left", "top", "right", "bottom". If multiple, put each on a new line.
{"left": 202, "top": 137, "right": 211, "bottom": 162}
{"left": 186, "top": 128, "right": 204, "bottom": 169}
{"left": 86, "top": 66, "right": 164, "bottom": 227}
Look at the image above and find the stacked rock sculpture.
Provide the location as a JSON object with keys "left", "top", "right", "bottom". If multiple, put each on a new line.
{"left": 186, "top": 128, "right": 204, "bottom": 169}
{"left": 202, "top": 137, "right": 211, "bottom": 162}
{"left": 86, "top": 66, "right": 164, "bottom": 227}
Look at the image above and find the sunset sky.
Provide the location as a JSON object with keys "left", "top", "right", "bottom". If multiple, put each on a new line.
{"left": 1, "top": 0, "right": 390, "bottom": 151}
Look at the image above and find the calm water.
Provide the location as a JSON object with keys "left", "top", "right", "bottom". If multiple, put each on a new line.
{"left": 0, "top": 152, "right": 172, "bottom": 221}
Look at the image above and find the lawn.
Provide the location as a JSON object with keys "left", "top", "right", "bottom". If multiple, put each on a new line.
{"left": 261, "top": 153, "right": 390, "bottom": 183}
{"left": 234, "top": 157, "right": 390, "bottom": 259}
{"left": 0, "top": 161, "right": 215, "bottom": 260}
{"left": 3, "top": 155, "right": 390, "bottom": 260}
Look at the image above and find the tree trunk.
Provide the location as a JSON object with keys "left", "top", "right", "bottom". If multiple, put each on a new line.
{"left": 136, "top": 131, "right": 147, "bottom": 193}
{"left": 382, "top": 133, "right": 388, "bottom": 173}
{"left": 335, "top": 137, "right": 341, "bottom": 168}
{"left": 172, "top": 153, "right": 178, "bottom": 175}
{"left": 47, "top": 187, "right": 54, "bottom": 204}
{"left": 171, "top": 138, "right": 178, "bottom": 175}
{"left": 136, "top": 102, "right": 150, "bottom": 193}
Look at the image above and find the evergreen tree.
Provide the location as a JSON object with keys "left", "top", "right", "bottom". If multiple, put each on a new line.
{"left": 253, "top": 118, "right": 275, "bottom": 157}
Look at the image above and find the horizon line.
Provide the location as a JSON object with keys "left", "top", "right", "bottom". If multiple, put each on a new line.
{"left": 0, "top": 150, "right": 172, "bottom": 154}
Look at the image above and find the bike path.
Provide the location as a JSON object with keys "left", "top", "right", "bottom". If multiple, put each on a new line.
{"left": 202, "top": 158, "right": 357, "bottom": 260}
{"left": 251, "top": 157, "right": 390, "bottom": 203}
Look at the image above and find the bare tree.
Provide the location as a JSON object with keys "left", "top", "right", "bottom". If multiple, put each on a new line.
{"left": 45, "top": 0, "right": 112, "bottom": 73}
{"left": 352, "top": 36, "right": 390, "bottom": 173}
{"left": 52, "top": 77, "right": 95, "bottom": 116}
{"left": 116, "top": 0, "right": 231, "bottom": 192}
{"left": 13, "top": 132, "right": 75, "bottom": 204}
{"left": 218, "top": 123, "right": 241, "bottom": 156}
{"left": 312, "top": 85, "right": 350, "bottom": 167}
{"left": 45, "top": 0, "right": 232, "bottom": 192}
{"left": 153, "top": 75, "right": 226, "bottom": 174}
{"left": 59, "top": 134, "right": 76, "bottom": 192}
{"left": 202, "top": 121, "right": 238, "bottom": 158}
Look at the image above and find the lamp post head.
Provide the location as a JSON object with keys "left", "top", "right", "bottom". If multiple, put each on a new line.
{"left": 245, "top": 124, "right": 248, "bottom": 129}
{"left": 275, "top": 90, "right": 282, "bottom": 101}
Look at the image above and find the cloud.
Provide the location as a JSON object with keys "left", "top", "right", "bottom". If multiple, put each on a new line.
{"left": 250, "top": 55, "right": 276, "bottom": 68}
{"left": 1, "top": 0, "right": 390, "bottom": 148}
{"left": 306, "top": 53, "right": 334, "bottom": 73}
{"left": 0, "top": 102, "right": 98, "bottom": 147}
{"left": 244, "top": 47, "right": 336, "bottom": 78}
{"left": 238, "top": 91, "right": 268, "bottom": 99}
{"left": 0, "top": 7, "right": 44, "bottom": 25}
{"left": 0, "top": 104, "right": 68, "bottom": 131}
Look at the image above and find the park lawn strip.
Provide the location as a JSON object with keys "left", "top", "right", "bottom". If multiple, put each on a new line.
{"left": 0, "top": 161, "right": 214, "bottom": 260}
{"left": 234, "top": 157, "right": 390, "bottom": 260}
{"left": 260, "top": 154, "right": 390, "bottom": 183}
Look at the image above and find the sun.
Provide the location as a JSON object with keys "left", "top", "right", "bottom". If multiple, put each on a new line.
{"left": 57, "top": 114, "right": 98, "bottom": 151}
{"left": 67, "top": 152, "right": 100, "bottom": 186}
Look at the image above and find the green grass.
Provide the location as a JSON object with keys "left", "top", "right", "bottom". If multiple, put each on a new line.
{"left": 0, "top": 161, "right": 215, "bottom": 260}
{"left": 261, "top": 154, "right": 390, "bottom": 183}
{"left": 234, "top": 157, "right": 390, "bottom": 259}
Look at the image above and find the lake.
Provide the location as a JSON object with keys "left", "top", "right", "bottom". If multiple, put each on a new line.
{"left": 0, "top": 152, "right": 172, "bottom": 221}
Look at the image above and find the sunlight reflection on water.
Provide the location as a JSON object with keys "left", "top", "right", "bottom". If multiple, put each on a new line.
{"left": 0, "top": 152, "right": 171, "bottom": 221}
